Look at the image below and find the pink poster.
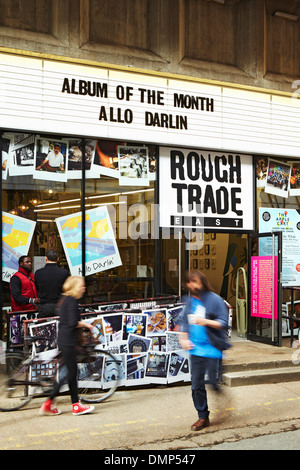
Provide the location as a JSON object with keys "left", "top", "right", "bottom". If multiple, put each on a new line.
{"left": 251, "top": 256, "right": 278, "bottom": 319}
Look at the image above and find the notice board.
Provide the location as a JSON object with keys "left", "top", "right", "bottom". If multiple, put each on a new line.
{"left": 251, "top": 256, "right": 278, "bottom": 320}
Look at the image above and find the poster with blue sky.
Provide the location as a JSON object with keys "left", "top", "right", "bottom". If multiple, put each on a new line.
{"left": 56, "top": 205, "right": 122, "bottom": 276}
{"left": 2, "top": 211, "right": 36, "bottom": 282}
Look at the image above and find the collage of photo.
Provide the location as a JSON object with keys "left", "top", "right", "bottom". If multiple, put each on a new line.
{"left": 1, "top": 133, "right": 156, "bottom": 184}
{"left": 24, "top": 303, "right": 191, "bottom": 389}
{"left": 256, "top": 156, "right": 300, "bottom": 197}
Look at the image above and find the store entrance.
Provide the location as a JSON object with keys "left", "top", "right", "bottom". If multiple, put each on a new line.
{"left": 188, "top": 232, "right": 248, "bottom": 333}
{"left": 247, "top": 232, "right": 282, "bottom": 346}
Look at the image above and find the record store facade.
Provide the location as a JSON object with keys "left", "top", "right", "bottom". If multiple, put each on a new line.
{"left": 1, "top": 51, "right": 300, "bottom": 345}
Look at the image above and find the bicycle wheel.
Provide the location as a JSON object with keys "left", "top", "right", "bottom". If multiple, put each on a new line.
{"left": 78, "top": 350, "right": 120, "bottom": 403}
{"left": 0, "top": 353, "right": 32, "bottom": 411}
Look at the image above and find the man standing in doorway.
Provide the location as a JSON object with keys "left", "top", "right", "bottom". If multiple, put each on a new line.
{"left": 10, "top": 256, "right": 39, "bottom": 312}
{"left": 35, "top": 249, "right": 69, "bottom": 318}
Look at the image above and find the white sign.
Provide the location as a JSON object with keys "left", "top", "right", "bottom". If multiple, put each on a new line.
{"left": 0, "top": 54, "right": 300, "bottom": 158}
{"left": 56, "top": 205, "right": 122, "bottom": 276}
{"left": 2, "top": 212, "right": 36, "bottom": 282}
{"left": 159, "top": 147, "right": 254, "bottom": 231}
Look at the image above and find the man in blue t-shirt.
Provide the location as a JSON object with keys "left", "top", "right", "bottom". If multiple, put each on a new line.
{"left": 180, "top": 270, "right": 230, "bottom": 432}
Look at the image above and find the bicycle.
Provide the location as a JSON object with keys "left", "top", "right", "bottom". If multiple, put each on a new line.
{"left": 0, "top": 334, "right": 121, "bottom": 412}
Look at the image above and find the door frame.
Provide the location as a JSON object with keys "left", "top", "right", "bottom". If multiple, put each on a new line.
{"left": 247, "top": 231, "right": 282, "bottom": 346}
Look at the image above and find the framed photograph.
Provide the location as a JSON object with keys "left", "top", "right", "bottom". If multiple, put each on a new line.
{"left": 166, "top": 331, "right": 181, "bottom": 351}
{"left": 123, "top": 314, "right": 147, "bottom": 340}
{"left": 118, "top": 145, "right": 149, "bottom": 186}
{"left": 127, "top": 334, "right": 151, "bottom": 353}
{"left": 256, "top": 156, "right": 268, "bottom": 187}
{"left": 89, "top": 316, "right": 106, "bottom": 345}
{"left": 148, "top": 146, "right": 156, "bottom": 181}
{"left": 145, "top": 351, "right": 169, "bottom": 383}
{"left": 126, "top": 354, "right": 148, "bottom": 385}
{"left": 1, "top": 136, "right": 11, "bottom": 180}
{"left": 167, "top": 350, "right": 190, "bottom": 383}
{"left": 28, "top": 320, "right": 58, "bottom": 355}
{"left": 167, "top": 305, "right": 183, "bottom": 331}
{"left": 9, "top": 134, "right": 35, "bottom": 176}
{"left": 265, "top": 158, "right": 291, "bottom": 198}
{"left": 150, "top": 335, "right": 166, "bottom": 352}
{"left": 143, "top": 308, "right": 167, "bottom": 336}
{"left": 91, "top": 140, "right": 121, "bottom": 178}
{"left": 103, "top": 314, "right": 123, "bottom": 344}
{"left": 34, "top": 137, "right": 68, "bottom": 182}
{"left": 289, "top": 161, "right": 300, "bottom": 196}
{"left": 67, "top": 139, "right": 96, "bottom": 179}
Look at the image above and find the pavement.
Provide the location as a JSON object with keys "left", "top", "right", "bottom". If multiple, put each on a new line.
{"left": 0, "top": 331, "right": 300, "bottom": 451}
{"left": 221, "top": 332, "right": 299, "bottom": 386}
{"left": 204, "top": 428, "right": 300, "bottom": 450}
{"left": 225, "top": 331, "right": 295, "bottom": 367}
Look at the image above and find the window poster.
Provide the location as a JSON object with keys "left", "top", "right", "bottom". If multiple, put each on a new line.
{"left": 259, "top": 207, "right": 300, "bottom": 287}
{"left": 2, "top": 211, "right": 36, "bottom": 282}
{"left": 56, "top": 205, "right": 122, "bottom": 276}
{"left": 251, "top": 256, "right": 278, "bottom": 319}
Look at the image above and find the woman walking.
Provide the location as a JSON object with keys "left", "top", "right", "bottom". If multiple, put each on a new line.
{"left": 40, "top": 276, "right": 95, "bottom": 416}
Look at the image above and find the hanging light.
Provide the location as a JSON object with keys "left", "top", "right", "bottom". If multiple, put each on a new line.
{"left": 29, "top": 198, "right": 41, "bottom": 206}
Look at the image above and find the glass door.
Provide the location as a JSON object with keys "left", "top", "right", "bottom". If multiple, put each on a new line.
{"left": 248, "top": 231, "right": 282, "bottom": 346}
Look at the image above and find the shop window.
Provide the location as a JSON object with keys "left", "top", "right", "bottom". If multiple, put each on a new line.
{"left": 1, "top": 133, "right": 157, "bottom": 309}
{"left": 255, "top": 155, "right": 300, "bottom": 309}
{"left": 256, "top": 156, "right": 300, "bottom": 213}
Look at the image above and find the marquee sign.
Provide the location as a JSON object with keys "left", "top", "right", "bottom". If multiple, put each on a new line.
{"left": 0, "top": 53, "right": 299, "bottom": 158}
